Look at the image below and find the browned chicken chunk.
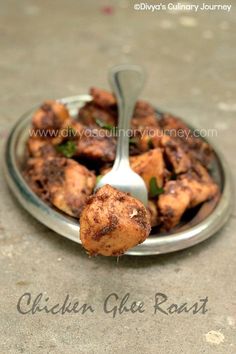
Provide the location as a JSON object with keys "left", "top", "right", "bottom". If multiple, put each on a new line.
{"left": 161, "top": 135, "right": 192, "bottom": 174}
{"left": 159, "top": 113, "right": 190, "bottom": 134}
{"left": 179, "top": 164, "right": 219, "bottom": 208}
{"left": 28, "top": 119, "right": 85, "bottom": 159}
{"left": 27, "top": 137, "right": 58, "bottom": 158}
{"left": 158, "top": 164, "right": 219, "bottom": 230}
{"left": 78, "top": 101, "right": 117, "bottom": 127}
{"left": 147, "top": 200, "right": 160, "bottom": 227}
{"left": 61, "top": 119, "right": 84, "bottom": 139}
{"left": 78, "top": 87, "right": 117, "bottom": 127}
{"left": 76, "top": 128, "right": 116, "bottom": 163}
{"left": 130, "top": 148, "right": 165, "bottom": 190}
{"left": 90, "top": 87, "right": 116, "bottom": 108}
{"left": 24, "top": 157, "right": 96, "bottom": 217}
{"left": 32, "top": 101, "right": 70, "bottom": 136}
{"left": 158, "top": 181, "right": 191, "bottom": 230}
{"left": 100, "top": 148, "right": 166, "bottom": 191}
{"left": 159, "top": 114, "right": 213, "bottom": 166}
{"left": 129, "top": 128, "right": 162, "bottom": 155}
{"left": 131, "top": 100, "right": 159, "bottom": 130}
{"left": 79, "top": 88, "right": 159, "bottom": 134}
{"left": 80, "top": 185, "right": 151, "bottom": 256}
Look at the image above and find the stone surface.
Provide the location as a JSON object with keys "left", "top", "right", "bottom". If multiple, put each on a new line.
{"left": 0, "top": 1, "right": 235, "bottom": 353}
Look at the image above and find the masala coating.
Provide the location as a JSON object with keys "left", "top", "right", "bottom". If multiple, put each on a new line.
{"left": 32, "top": 101, "right": 70, "bottom": 134}
{"left": 24, "top": 157, "right": 96, "bottom": 217}
{"left": 130, "top": 148, "right": 165, "bottom": 191}
{"left": 90, "top": 87, "right": 116, "bottom": 108}
{"left": 159, "top": 114, "right": 213, "bottom": 167}
{"left": 80, "top": 185, "right": 151, "bottom": 256}
{"left": 27, "top": 137, "right": 59, "bottom": 158}
{"left": 147, "top": 200, "right": 160, "bottom": 227}
{"left": 158, "top": 164, "right": 219, "bottom": 230}
{"left": 160, "top": 135, "right": 192, "bottom": 174}
{"left": 75, "top": 129, "right": 117, "bottom": 163}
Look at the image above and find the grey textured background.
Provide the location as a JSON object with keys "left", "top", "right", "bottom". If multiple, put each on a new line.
{"left": 0, "top": 1, "right": 235, "bottom": 353}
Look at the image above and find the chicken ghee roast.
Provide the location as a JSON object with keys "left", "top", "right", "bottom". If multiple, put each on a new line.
{"left": 23, "top": 87, "right": 220, "bottom": 256}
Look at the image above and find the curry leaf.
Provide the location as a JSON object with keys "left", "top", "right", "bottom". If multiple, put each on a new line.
{"left": 149, "top": 177, "right": 164, "bottom": 197}
{"left": 96, "top": 175, "right": 103, "bottom": 185}
{"left": 56, "top": 141, "right": 77, "bottom": 158}
{"left": 147, "top": 138, "right": 154, "bottom": 149}
{"left": 95, "top": 118, "right": 114, "bottom": 131}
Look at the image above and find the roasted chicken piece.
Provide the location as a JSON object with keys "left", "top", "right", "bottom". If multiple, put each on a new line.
{"left": 27, "top": 137, "right": 59, "bottom": 158}
{"left": 129, "top": 127, "right": 162, "bottom": 156}
{"left": 80, "top": 185, "right": 151, "bottom": 256}
{"left": 161, "top": 135, "right": 192, "bottom": 174}
{"left": 78, "top": 88, "right": 161, "bottom": 157}
{"left": 24, "top": 157, "right": 96, "bottom": 217}
{"left": 129, "top": 100, "right": 161, "bottom": 154}
{"left": 32, "top": 101, "right": 70, "bottom": 137}
{"left": 76, "top": 128, "right": 116, "bottom": 163}
{"left": 130, "top": 148, "right": 165, "bottom": 191}
{"left": 158, "top": 181, "right": 191, "bottom": 230}
{"left": 27, "top": 119, "right": 84, "bottom": 158}
{"left": 78, "top": 101, "right": 117, "bottom": 127}
{"left": 28, "top": 118, "right": 84, "bottom": 157}
{"left": 159, "top": 113, "right": 190, "bottom": 134}
{"left": 131, "top": 100, "right": 159, "bottom": 130}
{"left": 100, "top": 148, "right": 166, "bottom": 190}
{"left": 129, "top": 100, "right": 160, "bottom": 154}
{"left": 78, "top": 87, "right": 117, "bottom": 127}
{"left": 61, "top": 119, "right": 84, "bottom": 139}
{"left": 179, "top": 164, "right": 219, "bottom": 208}
{"left": 181, "top": 176, "right": 219, "bottom": 208}
{"left": 79, "top": 88, "right": 159, "bottom": 133}
{"left": 159, "top": 114, "right": 213, "bottom": 166}
{"left": 24, "top": 158, "right": 50, "bottom": 202}
{"left": 147, "top": 200, "right": 160, "bottom": 227}
{"left": 187, "top": 139, "right": 213, "bottom": 167}
{"left": 158, "top": 164, "right": 219, "bottom": 230}
{"left": 90, "top": 87, "right": 116, "bottom": 108}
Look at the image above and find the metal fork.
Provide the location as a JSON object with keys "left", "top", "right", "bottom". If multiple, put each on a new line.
{"left": 95, "top": 64, "right": 148, "bottom": 205}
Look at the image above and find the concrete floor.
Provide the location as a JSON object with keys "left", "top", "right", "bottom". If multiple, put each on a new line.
{"left": 0, "top": 1, "right": 235, "bottom": 353}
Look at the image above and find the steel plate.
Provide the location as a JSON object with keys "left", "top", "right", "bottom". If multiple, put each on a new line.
{"left": 3, "top": 95, "right": 233, "bottom": 255}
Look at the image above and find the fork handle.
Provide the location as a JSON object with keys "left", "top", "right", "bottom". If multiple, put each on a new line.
{"left": 109, "top": 64, "right": 145, "bottom": 169}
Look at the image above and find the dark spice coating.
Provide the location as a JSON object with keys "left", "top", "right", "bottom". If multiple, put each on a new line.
{"left": 90, "top": 87, "right": 116, "bottom": 108}
{"left": 78, "top": 101, "right": 117, "bottom": 127}
{"left": 159, "top": 114, "right": 213, "bottom": 167}
{"left": 93, "top": 215, "right": 119, "bottom": 241}
{"left": 27, "top": 137, "right": 60, "bottom": 158}
{"left": 24, "top": 157, "right": 96, "bottom": 218}
{"left": 80, "top": 185, "right": 151, "bottom": 256}
{"left": 32, "top": 100, "right": 70, "bottom": 134}
{"left": 160, "top": 135, "right": 191, "bottom": 174}
{"left": 76, "top": 129, "right": 117, "bottom": 163}
{"left": 43, "top": 158, "right": 66, "bottom": 184}
{"left": 40, "top": 103, "right": 60, "bottom": 129}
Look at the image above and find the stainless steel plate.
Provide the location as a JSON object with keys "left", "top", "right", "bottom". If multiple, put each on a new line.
{"left": 3, "top": 95, "right": 233, "bottom": 255}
